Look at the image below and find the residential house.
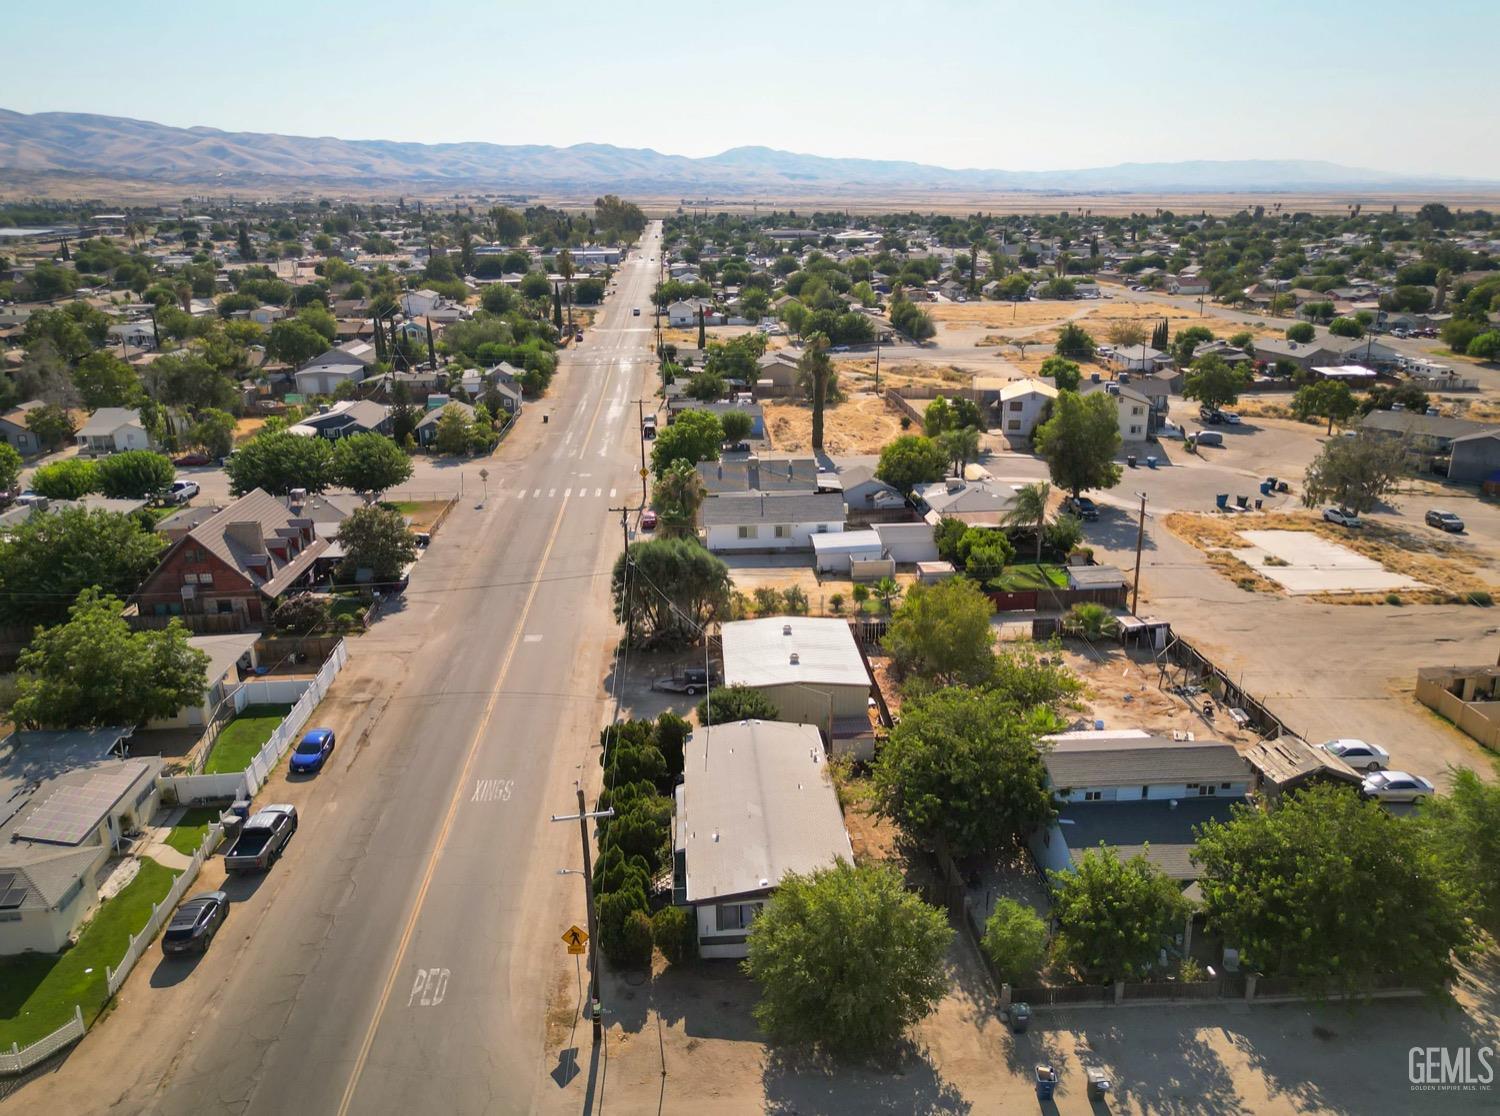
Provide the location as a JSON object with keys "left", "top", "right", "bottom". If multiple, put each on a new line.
{"left": 150, "top": 632, "right": 260, "bottom": 729}
{"left": 131, "top": 488, "right": 327, "bottom": 631}
{"left": 996, "top": 378, "right": 1059, "bottom": 445}
{"left": 1253, "top": 336, "right": 1334, "bottom": 371}
{"left": 754, "top": 348, "right": 802, "bottom": 398}
{"left": 836, "top": 464, "right": 906, "bottom": 515}
{"left": 0, "top": 729, "right": 159, "bottom": 954}
{"left": 1103, "top": 344, "right": 1172, "bottom": 374}
{"left": 667, "top": 299, "right": 715, "bottom": 328}
{"left": 416, "top": 400, "right": 476, "bottom": 447}
{"left": 1030, "top": 730, "right": 1251, "bottom": 893}
{"left": 1167, "top": 274, "right": 1210, "bottom": 296}
{"left": 106, "top": 320, "right": 156, "bottom": 352}
{"left": 400, "top": 289, "right": 443, "bottom": 318}
{"left": 1360, "top": 410, "right": 1493, "bottom": 466}
{"left": 249, "top": 305, "right": 286, "bottom": 326}
{"left": 280, "top": 491, "right": 363, "bottom": 540}
{"left": 154, "top": 503, "right": 226, "bottom": 543}
{"left": 697, "top": 456, "right": 818, "bottom": 496}
{"left": 1450, "top": 429, "right": 1500, "bottom": 484}
{"left": 672, "top": 720, "right": 853, "bottom": 959}
{"left": 911, "top": 477, "right": 1017, "bottom": 527}
{"left": 668, "top": 399, "right": 766, "bottom": 438}
{"left": 1191, "top": 340, "right": 1252, "bottom": 367}
{"left": 293, "top": 341, "right": 377, "bottom": 397}
{"left": 700, "top": 492, "right": 845, "bottom": 552}
{"left": 75, "top": 407, "right": 153, "bottom": 456}
{"left": 288, "top": 399, "right": 393, "bottom": 440}
{"left": 1081, "top": 381, "right": 1152, "bottom": 443}
{"left": 0, "top": 400, "right": 45, "bottom": 456}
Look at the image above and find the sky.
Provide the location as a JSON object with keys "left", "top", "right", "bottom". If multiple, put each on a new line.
{"left": 6, "top": 0, "right": 1499, "bottom": 178}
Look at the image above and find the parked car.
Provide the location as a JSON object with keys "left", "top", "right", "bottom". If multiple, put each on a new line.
{"left": 1066, "top": 496, "right": 1099, "bottom": 520}
{"left": 1219, "top": 410, "right": 1242, "bottom": 425}
{"left": 632, "top": 307, "right": 641, "bottom": 316}
{"left": 723, "top": 441, "right": 751, "bottom": 453}
{"left": 173, "top": 452, "right": 212, "bottom": 467}
{"left": 650, "top": 667, "right": 717, "bottom": 694}
{"left": 289, "top": 728, "right": 336, "bottom": 774}
{"left": 161, "top": 891, "right": 230, "bottom": 956}
{"left": 1198, "top": 406, "right": 1225, "bottom": 424}
{"left": 831, "top": 344, "right": 850, "bottom": 353}
{"left": 225, "top": 804, "right": 298, "bottom": 873}
{"left": 1322, "top": 507, "right": 1363, "bottom": 528}
{"left": 1425, "top": 509, "right": 1465, "bottom": 533}
{"left": 1193, "top": 430, "right": 1224, "bottom": 447}
{"left": 164, "top": 479, "right": 199, "bottom": 506}
{"left": 640, "top": 509, "right": 657, "bottom": 531}
{"left": 1360, "top": 771, "right": 1435, "bottom": 803}
{"left": 1313, "top": 738, "right": 1390, "bottom": 771}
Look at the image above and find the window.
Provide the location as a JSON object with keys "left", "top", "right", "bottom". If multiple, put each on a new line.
{"left": 1220, "top": 782, "right": 1232, "bottom": 790}
{"left": 1083, "top": 790, "right": 1103, "bottom": 801}
{"left": 737, "top": 525, "right": 757, "bottom": 539}
{"left": 1198, "top": 784, "right": 1217, "bottom": 796}
{"left": 198, "top": 573, "right": 214, "bottom": 588}
{"left": 1008, "top": 400, "right": 1024, "bottom": 411}
{"left": 1129, "top": 425, "right": 1143, "bottom": 436}
{"left": 716, "top": 901, "right": 762, "bottom": 932}
{"left": 773, "top": 525, "right": 791, "bottom": 539}
{"left": 1007, "top": 420, "right": 1022, "bottom": 431}
{"left": 216, "top": 600, "right": 234, "bottom": 615}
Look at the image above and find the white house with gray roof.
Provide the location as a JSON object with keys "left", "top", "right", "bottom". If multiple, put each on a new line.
{"left": 700, "top": 491, "right": 844, "bottom": 552}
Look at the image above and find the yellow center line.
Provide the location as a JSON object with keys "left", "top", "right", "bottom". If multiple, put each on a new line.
{"left": 334, "top": 311, "right": 628, "bottom": 1116}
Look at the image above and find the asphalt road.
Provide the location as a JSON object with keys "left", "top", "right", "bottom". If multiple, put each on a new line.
{"left": 6, "top": 224, "right": 664, "bottom": 1115}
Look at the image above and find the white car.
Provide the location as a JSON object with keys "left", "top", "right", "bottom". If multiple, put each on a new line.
{"left": 1322, "top": 507, "right": 1362, "bottom": 528}
{"left": 165, "top": 479, "right": 199, "bottom": 505}
{"left": 1220, "top": 411, "right": 1242, "bottom": 425}
{"left": 1360, "top": 771, "right": 1434, "bottom": 803}
{"left": 1313, "top": 738, "right": 1390, "bottom": 771}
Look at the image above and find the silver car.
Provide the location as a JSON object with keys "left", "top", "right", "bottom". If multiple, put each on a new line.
{"left": 1360, "top": 771, "right": 1434, "bottom": 803}
{"left": 1314, "top": 738, "right": 1389, "bottom": 772}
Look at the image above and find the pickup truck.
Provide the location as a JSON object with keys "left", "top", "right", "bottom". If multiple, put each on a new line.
{"left": 224, "top": 804, "right": 298, "bottom": 874}
{"left": 650, "top": 667, "right": 717, "bottom": 695}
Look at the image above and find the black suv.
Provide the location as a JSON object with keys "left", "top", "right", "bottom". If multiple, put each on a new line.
{"left": 162, "top": 891, "right": 230, "bottom": 956}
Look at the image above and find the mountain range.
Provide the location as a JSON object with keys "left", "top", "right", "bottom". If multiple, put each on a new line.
{"left": 0, "top": 109, "right": 1489, "bottom": 194}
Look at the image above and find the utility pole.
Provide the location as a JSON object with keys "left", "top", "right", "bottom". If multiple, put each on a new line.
{"left": 611, "top": 503, "right": 631, "bottom": 557}
{"left": 550, "top": 784, "right": 613, "bottom": 1040}
{"left": 873, "top": 338, "right": 881, "bottom": 393}
{"left": 1131, "top": 492, "right": 1148, "bottom": 616}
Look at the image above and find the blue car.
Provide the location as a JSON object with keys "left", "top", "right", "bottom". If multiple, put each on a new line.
{"left": 289, "top": 728, "right": 336, "bottom": 774}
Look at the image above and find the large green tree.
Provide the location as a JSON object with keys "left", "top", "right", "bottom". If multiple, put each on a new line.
{"left": 650, "top": 459, "right": 705, "bottom": 539}
{"left": 29, "top": 459, "right": 100, "bottom": 500}
{"left": 650, "top": 409, "right": 723, "bottom": 474}
{"left": 884, "top": 577, "right": 996, "bottom": 685}
{"left": 1004, "top": 481, "right": 1051, "bottom": 561}
{"left": 336, "top": 505, "right": 419, "bottom": 582}
{"left": 982, "top": 898, "right": 1050, "bottom": 986}
{"left": 874, "top": 686, "right": 1054, "bottom": 859}
{"left": 12, "top": 589, "right": 208, "bottom": 728}
{"left": 1195, "top": 786, "right": 1476, "bottom": 995}
{"left": 332, "top": 432, "right": 413, "bottom": 500}
{"left": 1033, "top": 390, "right": 1123, "bottom": 498}
{"left": 1292, "top": 380, "right": 1358, "bottom": 434}
{"left": 611, "top": 537, "right": 731, "bottom": 646}
{"left": 1183, "top": 354, "right": 1250, "bottom": 412}
{"left": 1418, "top": 768, "right": 1500, "bottom": 932}
{"left": 1053, "top": 322, "right": 1096, "bottom": 359}
{"left": 227, "top": 430, "right": 335, "bottom": 495}
{"left": 0, "top": 506, "right": 166, "bottom": 627}
{"left": 94, "top": 450, "right": 175, "bottom": 500}
{"left": 73, "top": 352, "right": 142, "bottom": 409}
{"left": 1051, "top": 846, "right": 1193, "bottom": 982}
{"left": 875, "top": 434, "right": 946, "bottom": 495}
{"left": 1300, "top": 429, "right": 1405, "bottom": 514}
{"left": 744, "top": 861, "right": 952, "bottom": 1056}
{"left": 0, "top": 443, "right": 21, "bottom": 496}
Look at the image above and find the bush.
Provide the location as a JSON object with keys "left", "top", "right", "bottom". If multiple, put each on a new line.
{"left": 1045, "top": 513, "right": 1084, "bottom": 557}
{"left": 621, "top": 910, "right": 656, "bottom": 968}
{"left": 981, "top": 899, "right": 1049, "bottom": 986}
{"left": 697, "top": 684, "right": 779, "bottom": 724}
{"left": 31, "top": 458, "right": 101, "bottom": 499}
{"left": 782, "top": 585, "right": 809, "bottom": 615}
{"left": 829, "top": 592, "right": 845, "bottom": 615}
{"left": 271, "top": 592, "right": 331, "bottom": 633}
{"left": 1068, "top": 602, "right": 1115, "bottom": 638}
{"left": 1384, "top": 592, "right": 1403, "bottom": 606}
{"left": 752, "top": 586, "right": 784, "bottom": 615}
{"left": 1467, "top": 590, "right": 1493, "bottom": 607}
{"left": 652, "top": 906, "right": 696, "bottom": 964}
{"left": 598, "top": 886, "right": 650, "bottom": 965}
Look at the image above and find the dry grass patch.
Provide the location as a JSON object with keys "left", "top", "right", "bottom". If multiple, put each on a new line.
{"left": 763, "top": 393, "right": 906, "bottom": 454}
{"left": 1166, "top": 510, "right": 1498, "bottom": 601}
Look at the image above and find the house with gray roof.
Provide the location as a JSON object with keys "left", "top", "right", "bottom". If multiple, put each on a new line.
{"left": 697, "top": 456, "right": 818, "bottom": 496}
{"left": 287, "top": 399, "right": 392, "bottom": 440}
{"left": 672, "top": 721, "right": 852, "bottom": 958}
{"left": 130, "top": 488, "right": 327, "bottom": 632}
{"left": 700, "top": 491, "right": 845, "bottom": 552}
{"left": 75, "top": 407, "right": 153, "bottom": 456}
{"left": 912, "top": 477, "right": 1018, "bottom": 526}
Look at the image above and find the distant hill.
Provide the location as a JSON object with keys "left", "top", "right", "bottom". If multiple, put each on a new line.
{"left": 0, "top": 109, "right": 1489, "bottom": 194}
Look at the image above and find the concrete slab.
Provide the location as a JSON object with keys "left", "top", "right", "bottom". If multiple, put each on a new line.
{"left": 1231, "top": 529, "right": 1426, "bottom": 594}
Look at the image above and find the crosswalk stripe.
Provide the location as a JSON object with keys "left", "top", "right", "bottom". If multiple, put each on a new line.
{"left": 595, "top": 488, "right": 602, "bottom": 497}
{"left": 548, "top": 488, "right": 556, "bottom": 497}
{"left": 609, "top": 488, "right": 617, "bottom": 499}
{"left": 532, "top": 489, "right": 541, "bottom": 498}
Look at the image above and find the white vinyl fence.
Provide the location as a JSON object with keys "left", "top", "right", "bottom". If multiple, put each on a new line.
{"left": 0, "top": 822, "right": 223, "bottom": 1077}
{"left": 164, "top": 640, "right": 348, "bottom": 806}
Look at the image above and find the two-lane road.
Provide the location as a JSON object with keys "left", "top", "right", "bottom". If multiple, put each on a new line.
{"left": 5, "top": 224, "right": 665, "bottom": 1116}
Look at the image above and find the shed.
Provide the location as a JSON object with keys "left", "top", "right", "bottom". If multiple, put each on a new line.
{"left": 811, "top": 529, "right": 883, "bottom": 573}
{"left": 1244, "top": 736, "right": 1362, "bottom": 798}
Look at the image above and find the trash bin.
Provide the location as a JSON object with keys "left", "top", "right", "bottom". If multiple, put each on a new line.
{"left": 1127, "top": 454, "right": 1137, "bottom": 468}
{"left": 1035, "top": 1064, "right": 1058, "bottom": 1100}
{"left": 1086, "top": 1068, "right": 1113, "bottom": 1101}
{"left": 1146, "top": 456, "right": 1158, "bottom": 469}
{"left": 1009, "top": 1002, "right": 1031, "bottom": 1033}
{"left": 1259, "top": 481, "right": 1272, "bottom": 496}
{"left": 1254, "top": 498, "right": 1263, "bottom": 510}
{"left": 1235, "top": 495, "right": 1249, "bottom": 509}
{"left": 1215, "top": 493, "right": 1229, "bottom": 509}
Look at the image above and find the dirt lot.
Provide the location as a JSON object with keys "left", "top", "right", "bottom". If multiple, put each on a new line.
{"left": 763, "top": 391, "right": 906, "bottom": 454}
{"left": 1166, "top": 509, "right": 1499, "bottom": 604}
{"left": 936, "top": 297, "right": 1283, "bottom": 351}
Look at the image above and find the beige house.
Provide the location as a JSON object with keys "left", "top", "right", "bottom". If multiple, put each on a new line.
{"left": 719, "top": 616, "right": 874, "bottom": 757}
{"left": 996, "top": 378, "right": 1058, "bottom": 445}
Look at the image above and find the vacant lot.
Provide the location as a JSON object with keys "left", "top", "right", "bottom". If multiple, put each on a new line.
{"left": 763, "top": 392, "right": 905, "bottom": 454}
{"left": 203, "top": 703, "right": 292, "bottom": 773}
{"left": 387, "top": 498, "right": 452, "bottom": 533}
{"left": 0, "top": 857, "right": 179, "bottom": 1048}
{"left": 1166, "top": 510, "right": 1497, "bottom": 603}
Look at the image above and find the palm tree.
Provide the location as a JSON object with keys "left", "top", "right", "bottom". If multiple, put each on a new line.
{"left": 1004, "top": 481, "right": 1051, "bottom": 562}
{"left": 651, "top": 460, "right": 704, "bottom": 539}
{"left": 873, "top": 576, "right": 902, "bottom": 613}
{"left": 800, "top": 334, "right": 833, "bottom": 454}
{"left": 937, "top": 427, "right": 980, "bottom": 477}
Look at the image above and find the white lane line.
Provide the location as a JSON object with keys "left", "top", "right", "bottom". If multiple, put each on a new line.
{"left": 609, "top": 488, "right": 617, "bottom": 498}
{"left": 532, "top": 488, "right": 541, "bottom": 498}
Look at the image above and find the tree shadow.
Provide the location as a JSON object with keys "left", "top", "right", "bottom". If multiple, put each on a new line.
{"left": 1084, "top": 505, "right": 1159, "bottom": 553}
{"left": 762, "top": 1044, "right": 972, "bottom": 1115}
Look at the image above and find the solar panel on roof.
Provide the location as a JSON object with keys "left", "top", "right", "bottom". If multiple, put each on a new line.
{"left": 14, "top": 763, "right": 145, "bottom": 846}
{"left": 0, "top": 883, "right": 27, "bottom": 909}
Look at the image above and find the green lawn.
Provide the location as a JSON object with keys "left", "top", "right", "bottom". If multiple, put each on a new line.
{"left": 328, "top": 595, "right": 368, "bottom": 623}
{"left": 991, "top": 564, "right": 1069, "bottom": 592}
{"left": 0, "top": 858, "right": 179, "bottom": 1048}
{"left": 202, "top": 704, "right": 293, "bottom": 774}
{"left": 164, "top": 807, "right": 221, "bottom": 857}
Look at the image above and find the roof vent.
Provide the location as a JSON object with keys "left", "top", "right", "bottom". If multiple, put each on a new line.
{"left": 712, "top": 830, "right": 719, "bottom": 843}
{"left": 782, "top": 623, "right": 792, "bottom": 636}
{"left": 789, "top": 652, "right": 800, "bottom": 665}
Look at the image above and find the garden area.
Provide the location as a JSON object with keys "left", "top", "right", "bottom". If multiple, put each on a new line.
{"left": 202, "top": 703, "right": 292, "bottom": 774}
{"left": 0, "top": 858, "right": 179, "bottom": 1048}
{"left": 163, "top": 807, "right": 222, "bottom": 857}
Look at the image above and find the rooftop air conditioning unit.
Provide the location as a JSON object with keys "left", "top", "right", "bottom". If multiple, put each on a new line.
{"left": 789, "top": 652, "right": 800, "bottom": 665}
{"left": 782, "top": 623, "right": 792, "bottom": 635}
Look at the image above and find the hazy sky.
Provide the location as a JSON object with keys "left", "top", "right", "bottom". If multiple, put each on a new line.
{"left": 7, "top": 0, "right": 1499, "bottom": 178}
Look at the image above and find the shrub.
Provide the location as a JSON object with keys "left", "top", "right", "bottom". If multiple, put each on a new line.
{"left": 1468, "top": 590, "right": 1493, "bottom": 607}
{"left": 829, "top": 593, "right": 845, "bottom": 615}
{"left": 981, "top": 899, "right": 1049, "bottom": 986}
{"left": 752, "top": 586, "right": 784, "bottom": 615}
{"left": 621, "top": 910, "right": 656, "bottom": 968}
{"left": 652, "top": 906, "right": 696, "bottom": 964}
{"left": 1068, "top": 602, "right": 1115, "bottom": 639}
{"left": 31, "top": 458, "right": 101, "bottom": 499}
{"left": 852, "top": 584, "right": 870, "bottom": 604}
{"left": 270, "top": 592, "right": 331, "bottom": 633}
{"left": 697, "top": 684, "right": 779, "bottom": 725}
{"left": 782, "top": 585, "right": 809, "bottom": 615}
{"left": 598, "top": 886, "right": 650, "bottom": 964}
{"left": 1384, "top": 592, "right": 1403, "bottom": 606}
